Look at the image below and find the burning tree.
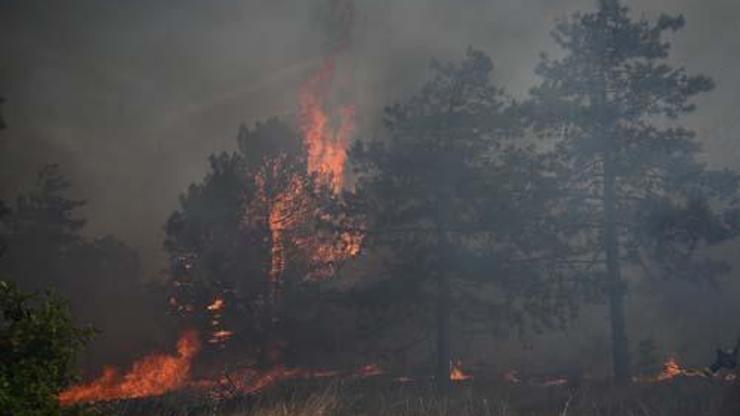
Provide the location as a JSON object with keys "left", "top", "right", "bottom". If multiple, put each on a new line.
{"left": 164, "top": 0, "right": 361, "bottom": 372}
{"left": 526, "top": 0, "right": 740, "bottom": 382}
{"left": 350, "top": 48, "right": 573, "bottom": 390}
{"left": 164, "top": 115, "right": 360, "bottom": 371}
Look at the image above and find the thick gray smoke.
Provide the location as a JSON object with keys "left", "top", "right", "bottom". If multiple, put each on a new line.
{"left": 2, "top": 0, "right": 739, "bottom": 273}
{"left": 1, "top": 0, "right": 739, "bottom": 373}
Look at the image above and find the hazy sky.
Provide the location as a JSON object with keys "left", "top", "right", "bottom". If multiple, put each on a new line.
{"left": 2, "top": 0, "right": 739, "bottom": 274}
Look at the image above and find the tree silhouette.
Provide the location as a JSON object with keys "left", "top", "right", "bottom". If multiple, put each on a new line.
{"left": 526, "top": 0, "right": 740, "bottom": 381}
{"left": 164, "top": 118, "right": 350, "bottom": 367}
{"left": 351, "top": 48, "right": 572, "bottom": 389}
{"left": 0, "top": 165, "right": 157, "bottom": 369}
{"left": 0, "top": 165, "right": 86, "bottom": 292}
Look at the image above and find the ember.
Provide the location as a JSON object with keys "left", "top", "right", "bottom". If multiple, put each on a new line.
{"left": 656, "top": 356, "right": 684, "bottom": 381}
{"left": 633, "top": 356, "right": 709, "bottom": 383}
{"left": 206, "top": 297, "right": 225, "bottom": 312}
{"left": 450, "top": 360, "right": 472, "bottom": 381}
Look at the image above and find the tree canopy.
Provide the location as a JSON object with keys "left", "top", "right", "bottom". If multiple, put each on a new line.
{"left": 526, "top": 0, "right": 740, "bottom": 381}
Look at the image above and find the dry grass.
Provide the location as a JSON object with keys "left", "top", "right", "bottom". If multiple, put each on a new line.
{"left": 84, "top": 377, "right": 738, "bottom": 416}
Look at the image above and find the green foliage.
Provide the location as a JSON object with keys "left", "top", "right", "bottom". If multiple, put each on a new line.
{"left": 0, "top": 280, "right": 94, "bottom": 416}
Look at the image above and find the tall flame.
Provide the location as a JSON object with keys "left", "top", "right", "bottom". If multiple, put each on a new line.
{"left": 299, "top": 60, "right": 356, "bottom": 193}
{"left": 59, "top": 331, "right": 200, "bottom": 406}
{"left": 262, "top": 0, "right": 359, "bottom": 302}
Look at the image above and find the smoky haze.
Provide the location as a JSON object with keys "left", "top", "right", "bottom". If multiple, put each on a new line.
{"left": 2, "top": 0, "right": 740, "bottom": 274}
{"left": 3, "top": 1, "right": 740, "bottom": 400}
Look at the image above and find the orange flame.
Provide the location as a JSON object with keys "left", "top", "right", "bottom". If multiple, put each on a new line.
{"left": 254, "top": 0, "right": 359, "bottom": 307}
{"left": 298, "top": 0, "right": 356, "bottom": 193}
{"left": 634, "top": 356, "right": 707, "bottom": 383}
{"left": 299, "top": 60, "right": 355, "bottom": 193}
{"left": 450, "top": 360, "right": 473, "bottom": 381}
{"left": 59, "top": 331, "right": 200, "bottom": 405}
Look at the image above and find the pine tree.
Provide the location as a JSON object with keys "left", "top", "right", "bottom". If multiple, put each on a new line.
{"left": 352, "top": 48, "right": 571, "bottom": 389}
{"left": 527, "top": 0, "right": 739, "bottom": 382}
{"left": 0, "top": 165, "right": 86, "bottom": 292}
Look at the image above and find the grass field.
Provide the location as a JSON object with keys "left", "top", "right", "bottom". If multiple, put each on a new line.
{"left": 76, "top": 376, "right": 739, "bottom": 416}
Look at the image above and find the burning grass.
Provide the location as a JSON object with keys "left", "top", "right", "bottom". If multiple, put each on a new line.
{"left": 59, "top": 331, "right": 201, "bottom": 406}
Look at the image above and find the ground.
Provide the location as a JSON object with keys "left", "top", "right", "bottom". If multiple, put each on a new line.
{"left": 73, "top": 376, "right": 739, "bottom": 416}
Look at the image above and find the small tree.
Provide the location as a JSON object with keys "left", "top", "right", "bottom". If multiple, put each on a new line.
{"left": 527, "top": 0, "right": 740, "bottom": 381}
{"left": 164, "top": 118, "right": 351, "bottom": 367}
{"left": 0, "top": 280, "right": 93, "bottom": 415}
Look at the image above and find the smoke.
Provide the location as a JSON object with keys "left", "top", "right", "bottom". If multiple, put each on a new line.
{"left": 2, "top": 0, "right": 740, "bottom": 370}
{"left": 3, "top": 0, "right": 739, "bottom": 272}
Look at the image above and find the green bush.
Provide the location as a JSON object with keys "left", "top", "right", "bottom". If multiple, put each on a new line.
{"left": 0, "top": 280, "right": 94, "bottom": 416}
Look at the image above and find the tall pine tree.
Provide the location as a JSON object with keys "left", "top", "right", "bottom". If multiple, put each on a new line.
{"left": 527, "top": 0, "right": 739, "bottom": 381}
{"left": 352, "top": 48, "right": 572, "bottom": 389}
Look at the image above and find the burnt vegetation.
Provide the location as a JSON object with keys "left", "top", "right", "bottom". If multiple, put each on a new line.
{"left": 1, "top": 0, "right": 740, "bottom": 415}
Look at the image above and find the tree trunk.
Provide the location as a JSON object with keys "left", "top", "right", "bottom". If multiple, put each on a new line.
{"left": 435, "top": 273, "right": 452, "bottom": 392}
{"left": 603, "top": 152, "right": 631, "bottom": 383}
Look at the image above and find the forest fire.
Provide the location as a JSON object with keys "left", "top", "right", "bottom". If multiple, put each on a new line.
{"left": 59, "top": 331, "right": 200, "bottom": 406}
{"left": 61, "top": 2, "right": 365, "bottom": 406}
{"left": 260, "top": 0, "right": 360, "bottom": 303}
